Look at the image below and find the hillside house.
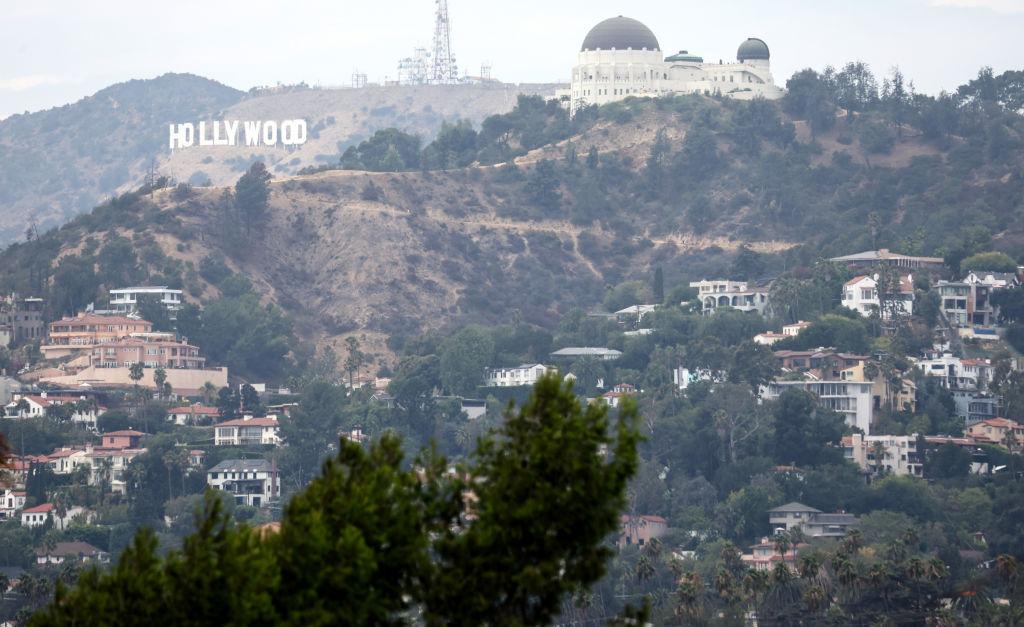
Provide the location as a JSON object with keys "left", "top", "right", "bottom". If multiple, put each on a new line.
{"left": 619, "top": 514, "right": 668, "bottom": 548}
{"left": 844, "top": 433, "right": 923, "bottom": 477}
{"left": 207, "top": 459, "right": 280, "bottom": 507}
{"left": 41, "top": 314, "right": 154, "bottom": 360}
{"left": 550, "top": 347, "right": 622, "bottom": 361}
{"left": 483, "top": 364, "right": 556, "bottom": 387}
{"left": 768, "top": 502, "right": 858, "bottom": 538}
{"left": 762, "top": 379, "right": 873, "bottom": 434}
{"left": 21, "top": 503, "right": 54, "bottom": 528}
{"left": 168, "top": 403, "right": 220, "bottom": 425}
{"left": 214, "top": 415, "right": 281, "bottom": 447}
{"left": 841, "top": 274, "right": 914, "bottom": 318}
{"left": 102, "top": 430, "right": 145, "bottom": 449}
{"left": 966, "top": 418, "right": 1024, "bottom": 449}
{"left": 690, "top": 279, "right": 770, "bottom": 316}
{"left": 0, "top": 490, "right": 26, "bottom": 519}
{"left": 935, "top": 280, "right": 995, "bottom": 327}
{"left": 36, "top": 541, "right": 109, "bottom": 566}
{"left": 915, "top": 353, "right": 991, "bottom": 391}
{"left": 742, "top": 537, "right": 807, "bottom": 572}
{"left": 829, "top": 249, "right": 944, "bottom": 271}
{"left": 600, "top": 383, "right": 637, "bottom": 408}
{"left": 109, "top": 286, "right": 183, "bottom": 314}
{"left": 963, "top": 270, "right": 1020, "bottom": 290}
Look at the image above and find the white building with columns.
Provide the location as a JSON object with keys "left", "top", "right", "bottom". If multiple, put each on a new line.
{"left": 562, "top": 16, "right": 783, "bottom": 114}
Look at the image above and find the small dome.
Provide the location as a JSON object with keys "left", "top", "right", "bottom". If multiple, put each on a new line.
{"left": 737, "top": 38, "right": 770, "bottom": 62}
{"left": 581, "top": 16, "right": 660, "bottom": 52}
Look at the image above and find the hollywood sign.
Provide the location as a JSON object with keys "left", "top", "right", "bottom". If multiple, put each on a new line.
{"left": 168, "top": 119, "right": 307, "bottom": 149}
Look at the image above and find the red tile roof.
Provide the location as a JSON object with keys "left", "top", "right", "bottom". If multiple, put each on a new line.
{"left": 22, "top": 503, "right": 54, "bottom": 514}
{"left": 102, "top": 430, "right": 146, "bottom": 437}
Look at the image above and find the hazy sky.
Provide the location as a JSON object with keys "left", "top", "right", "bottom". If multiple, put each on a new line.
{"left": 3, "top": 0, "right": 1024, "bottom": 119}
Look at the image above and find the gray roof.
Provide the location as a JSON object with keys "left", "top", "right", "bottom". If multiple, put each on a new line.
{"left": 581, "top": 16, "right": 660, "bottom": 52}
{"left": 551, "top": 347, "right": 622, "bottom": 357}
{"left": 737, "top": 38, "right": 770, "bottom": 61}
{"left": 768, "top": 501, "right": 821, "bottom": 514}
{"left": 208, "top": 459, "right": 273, "bottom": 473}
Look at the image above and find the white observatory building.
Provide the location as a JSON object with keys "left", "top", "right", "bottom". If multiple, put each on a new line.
{"left": 563, "top": 16, "right": 783, "bottom": 113}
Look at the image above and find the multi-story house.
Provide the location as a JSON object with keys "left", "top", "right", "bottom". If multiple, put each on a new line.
{"left": 483, "top": 364, "right": 556, "bottom": 388}
{"left": 762, "top": 380, "right": 873, "bottom": 434}
{"left": 89, "top": 336, "right": 205, "bottom": 369}
{"left": 952, "top": 390, "right": 1000, "bottom": 424}
{"left": 42, "top": 314, "right": 154, "bottom": 360}
{"left": 0, "top": 490, "right": 26, "bottom": 520}
{"left": 841, "top": 274, "right": 914, "bottom": 319}
{"left": 742, "top": 537, "right": 806, "bottom": 572}
{"left": 618, "top": 514, "right": 667, "bottom": 548}
{"left": 963, "top": 270, "right": 1020, "bottom": 290}
{"left": 214, "top": 415, "right": 281, "bottom": 447}
{"left": 915, "top": 352, "right": 991, "bottom": 390}
{"left": 84, "top": 447, "right": 146, "bottom": 495}
{"left": 839, "top": 362, "right": 917, "bottom": 413}
{"left": 109, "top": 286, "right": 183, "bottom": 315}
{"left": 690, "top": 279, "right": 770, "bottom": 316}
{"left": 966, "top": 417, "right": 1024, "bottom": 449}
{"left": 0, "top": 295, "right": 45, "bottom": 348}
{"left": 935, "top": 280, "right": 995, "bottom": 327}
{"left": 207, "top": 459, "right": 280, "bottom": 507}
{"left": 768, "top": 502, "right": 858, "bottom": 538}
{"left": 600, "top": 383, "right": 637, "bottom": 408}
{"left": 843, "top": 433, "right": 923, "bottom": 477}
{"left": 775, "top": 350, "right": 869, "bottom": 380}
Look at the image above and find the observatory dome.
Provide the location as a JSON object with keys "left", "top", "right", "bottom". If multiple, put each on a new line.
{"left": 737, "top": 38, "right": 770, "bottom": 62}
{"left": 580, "top": 16, "right": 660, "bottom": 52}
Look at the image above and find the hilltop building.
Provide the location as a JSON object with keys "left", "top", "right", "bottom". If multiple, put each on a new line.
{"left": 562, "top": 16, "right": 783, "bottom": 113}
{"left": 109, "top": 286, "right": 183, "bottom": 315}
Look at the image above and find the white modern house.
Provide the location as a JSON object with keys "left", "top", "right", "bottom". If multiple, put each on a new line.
{"left": 207, "top": 459, "right": 280, "bottom": 507}
{"left": 109, "top": 286, "right": 183, "bottom": 314}
{"left": 484, "top": 364, "right": 556, "bottom": 387}
{"left": 761, "top": 380, "right": 873, "bottom": 434}
{"left": 214, "top": 415, "right": 281, "bottom": 447}
{"left": 914, "top": 352, "right": 991, "bottom": 390}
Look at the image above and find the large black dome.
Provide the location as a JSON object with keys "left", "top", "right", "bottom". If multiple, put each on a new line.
{"left": 581, "top": 16, "right": 660, "bottom": 52}
{"left": 737, "top": 38, "right": 770, "bottom": 62}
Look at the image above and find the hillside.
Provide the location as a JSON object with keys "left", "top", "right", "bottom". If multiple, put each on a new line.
{"left": 0, "top": 76, "right": 559, "bottom": 246}
{"left": 0, "top": 74, "right": 243, "bottom": 243}
{"left": 3, "top": 72, "right": 1024, "bottom": 368}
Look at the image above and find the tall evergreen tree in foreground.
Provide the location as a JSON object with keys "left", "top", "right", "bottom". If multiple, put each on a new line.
{"left": 30, "top": 374, "right": 642, "bottom": 626}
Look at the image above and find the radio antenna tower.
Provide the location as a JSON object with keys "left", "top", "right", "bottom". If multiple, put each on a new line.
{"left": 430, "top": 0, "right": 457, "bottom": 84}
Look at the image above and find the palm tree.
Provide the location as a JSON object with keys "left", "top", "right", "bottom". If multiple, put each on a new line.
{"left": 153, "top": 367, "right": 167, "bottom": 400}
{"left": 675, "top": 572, "right": 706, "bottom": 625}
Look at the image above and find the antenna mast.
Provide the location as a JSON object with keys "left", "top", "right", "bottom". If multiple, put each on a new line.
{"left": 430, "top": 0, "right": 457, "bottom": 84}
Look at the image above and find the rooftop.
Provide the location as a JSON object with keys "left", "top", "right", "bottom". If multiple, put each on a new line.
{"left": 208, "top": 459, "right": 275, "bottom": 473}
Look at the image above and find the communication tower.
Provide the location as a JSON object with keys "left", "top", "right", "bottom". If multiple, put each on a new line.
{"left": 429, "top": 0, "right": 458, "bottom": 84}
{"left": 351, "top": 70, "right": 368, "bottom": 89}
